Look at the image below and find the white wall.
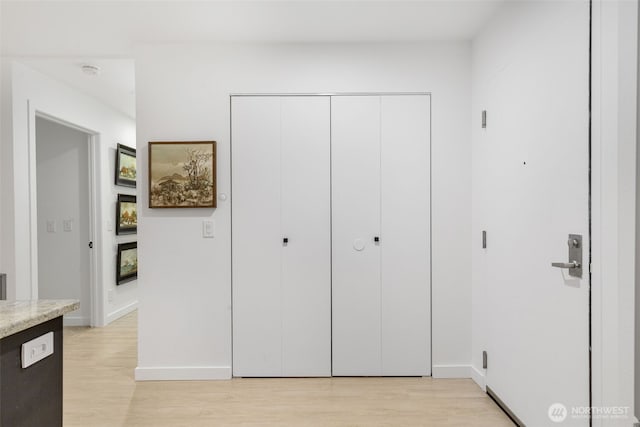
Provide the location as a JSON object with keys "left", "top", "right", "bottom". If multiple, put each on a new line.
{"left": 637, "top": 0, "right": 640, "bottom": 416}
{"left": 0, "top": 2, "right": 4, "bottom": 285}
{"left": 135, "top": 42, "right": 472, "bottom": 380}
{"left": 36, "top": 117, "right": 90, "bottom": 325}
{"left": 1, "top": 60, "right": 13, "bottom": 291}
{"left": 0, "top": 60, "right": 138, "bottom": 326}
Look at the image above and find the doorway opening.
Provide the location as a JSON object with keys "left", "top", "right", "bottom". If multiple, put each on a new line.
{"left": 35, "top": 115, "right": 97, "bottom": 326}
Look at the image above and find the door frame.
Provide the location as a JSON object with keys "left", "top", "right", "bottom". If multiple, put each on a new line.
{"left": 28, "top": 105, "right": 102, "bottom": 327}
{"left": 591, "top": 0, "right": 639, "bottom": 424}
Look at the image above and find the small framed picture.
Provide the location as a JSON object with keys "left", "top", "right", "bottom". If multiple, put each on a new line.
{"left": 148, "top": 141, "right": 216, "bottom": 208}
{"left": 116, "top": 194, "right": 137, "bottom": 235}
{"left": 116, "top": 242, "right": 137, "bottom": 285}
{"left": 115, "top": 144, "right": 137, "bottom": 187}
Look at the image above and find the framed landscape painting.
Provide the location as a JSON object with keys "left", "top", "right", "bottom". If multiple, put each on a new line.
{"left": 116, "top": 194, "right": 137, "bottom": 235}
{"left": 115, "top": 144, "right": 137, "bottom": 187}
{"left": 148, "top": 141, "right": 216, "bottom": 208}
{"left": 116, "top": 242, "right": 137, "bottom": 285}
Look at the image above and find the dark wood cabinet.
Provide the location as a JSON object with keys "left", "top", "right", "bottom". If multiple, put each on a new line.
{"left": 0, "top": 317, "right": 63, "bottom": 427}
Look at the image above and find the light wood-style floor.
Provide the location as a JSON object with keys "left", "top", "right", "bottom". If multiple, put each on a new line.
{"left": 63, "top": 312, "right": 513, "bottom": 426}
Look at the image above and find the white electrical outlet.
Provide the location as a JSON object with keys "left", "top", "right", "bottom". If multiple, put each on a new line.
{"left": 203, "top": 220, "right": 214, "bottom": 238}
{"left": 46, "top": 220, "right": 56, "bottom": 233}
{"left": 106, "top": 220, "right": 113, "bottom": 232}
{"left": 63, "top": 219, "right": 73, "bottom": 232}
{"left": 21, "top": 332, "right": 54, "bottom": 368}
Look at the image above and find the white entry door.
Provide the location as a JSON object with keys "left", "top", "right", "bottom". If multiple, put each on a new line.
{"left": 480, "top": 2, "right": 590, "bottom": 425}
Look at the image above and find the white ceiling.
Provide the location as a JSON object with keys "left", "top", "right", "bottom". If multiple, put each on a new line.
{"left": 0, "top": 0, "right": 503, "bottom": 118}
{"left": 16, "top": 58, "right": 137, "bottom": 118}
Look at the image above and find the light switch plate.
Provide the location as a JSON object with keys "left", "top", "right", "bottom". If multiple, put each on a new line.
{"left": 46, "top": 220, "right": 56, "bottom": 233}
{"left": 203, "top": 220, "right": 214, "bottom": 238}
{"left": 106, "top": 220, "right": 113, "bottom": 232}
{"left": 63, "top": 219, "right": 73, "bottom": 232}
{"left": 22, "top": 332, "right": 54, "bottom": 368}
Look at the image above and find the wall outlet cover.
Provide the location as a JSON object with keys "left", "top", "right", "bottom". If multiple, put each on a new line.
{"left": 63, "top": 219, "right": 73, "bottom": 232}
{"left": 21, "top": 332, "right": 54, "bottom": 369}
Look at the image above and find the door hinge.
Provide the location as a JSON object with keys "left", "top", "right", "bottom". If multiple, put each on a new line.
{"left": 482, "top": 350, "right": 488, "bottom": 369}
{"left": 482, "top": 110, "right": 487, "bottom": 129}
{"left": 88, "top": 241, "right": 93, "bottom": 249}
{"left": 482, "top": 230, "right": 487, "bottom": 249}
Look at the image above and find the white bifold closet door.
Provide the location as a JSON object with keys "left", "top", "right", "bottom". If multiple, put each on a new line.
{"left": 331, "top": 95, "right": 431, "bottom": 376}
{"left": 231, "top": 96, "right": 331, "bottom": 377}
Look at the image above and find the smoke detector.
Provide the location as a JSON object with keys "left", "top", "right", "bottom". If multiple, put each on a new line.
{"left": 81, "top": 64, "right": 101, "bottom": 76}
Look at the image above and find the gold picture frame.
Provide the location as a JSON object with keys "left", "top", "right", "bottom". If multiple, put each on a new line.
{"left": 148, "top": 141, "right": 216, "bottom": 208}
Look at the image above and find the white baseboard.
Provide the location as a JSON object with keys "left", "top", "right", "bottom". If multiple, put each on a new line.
{"left": 432, "top": 364, "right": 471, "bottom": 379}
{"left": 106, "top": 300, "right": 138, "bottom": 325}
{"left": 471, "top": 365, "right": 486, "bottom": 391}
{"left": 135, "top": 366, "right": 232, "bottom": 381}
{"left": 63, "top": 315, "right": 89, "bottom": 327}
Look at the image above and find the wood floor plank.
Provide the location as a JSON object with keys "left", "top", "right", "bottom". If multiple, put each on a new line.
{"left": 63, "top": 312, "right": 513, "bottom": 426}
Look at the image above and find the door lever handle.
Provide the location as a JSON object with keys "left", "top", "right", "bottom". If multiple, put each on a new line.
{"left": 551, "top": 261, "right": 580, "bottom": 269}
{"left": 553, "top": 234, "right": 583, "bottom": 278}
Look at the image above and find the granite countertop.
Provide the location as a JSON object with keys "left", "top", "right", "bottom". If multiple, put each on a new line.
{"left": 0, "top": 300, "right": 80, "bottom": 339}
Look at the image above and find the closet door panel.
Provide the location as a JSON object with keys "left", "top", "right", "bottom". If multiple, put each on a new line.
{"left": 281, "top": 96, "right": 331, "bottom": 376}
{"left": 380, "top": 95, "right": 431, "bottom": 376}
{"left": 231, "top": 97, "right": 283, "bottom": 377}
{"left": 331, "top": 96, "right": 382, "bottom": 376}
